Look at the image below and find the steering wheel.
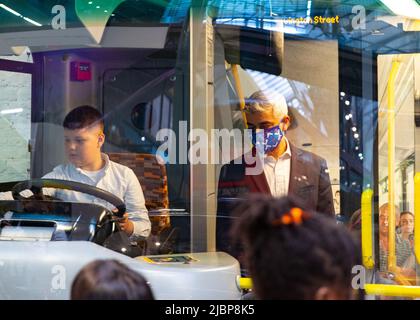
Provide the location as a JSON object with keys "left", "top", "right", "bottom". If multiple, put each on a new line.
{"left": 11, "top": 179, "right": 126, "bottom": 217}
{"left": 9, "top": 179, "right": 144, "bottom": 257}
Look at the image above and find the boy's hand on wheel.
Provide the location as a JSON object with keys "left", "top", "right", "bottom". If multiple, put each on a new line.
{"left": 112, "top": 210, "right": 134, "bottom": 236}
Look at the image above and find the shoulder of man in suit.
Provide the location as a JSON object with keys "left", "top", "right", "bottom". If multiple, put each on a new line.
{"left": 289, "top": 143, "right": 327, "bottom": 164}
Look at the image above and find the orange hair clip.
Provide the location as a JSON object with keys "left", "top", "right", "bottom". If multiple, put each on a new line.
{"left": 272, "top": 207, "right": 308, "bottom": 226}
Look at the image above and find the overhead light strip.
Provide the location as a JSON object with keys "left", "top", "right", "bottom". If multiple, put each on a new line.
{"left": 380, "top": 0, "right": 420, "bottom": 20}
{"left": 1, "top": 108, "right": 23, "bottom": 115}
{"left": 0, "top": 3, "right": 20, "bottom": 16}
{"left": 0, "top": 3, "right": 43, "bottom": 27}
{"left": 22, "top": 16, "right": 42, "bottom": 27}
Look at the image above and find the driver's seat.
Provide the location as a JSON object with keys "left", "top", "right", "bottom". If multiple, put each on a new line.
{"left": 108, "top": 153, "right": 176, "bottom": 254}
{"left": 107, "top": 153, "right": 169, "bottom": 210}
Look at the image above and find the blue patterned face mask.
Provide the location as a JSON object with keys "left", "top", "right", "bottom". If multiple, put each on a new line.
{"left": 250, "top": 125, "right": 284, "bottom": 154}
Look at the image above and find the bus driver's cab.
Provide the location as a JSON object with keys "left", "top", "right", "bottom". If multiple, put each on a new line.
{"left": 0, "top": 0, "right": 287, "bottom": 300}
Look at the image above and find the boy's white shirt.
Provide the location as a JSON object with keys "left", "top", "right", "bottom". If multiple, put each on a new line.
{"left": 0, "top": 153, "right": 151, "bottom": 239}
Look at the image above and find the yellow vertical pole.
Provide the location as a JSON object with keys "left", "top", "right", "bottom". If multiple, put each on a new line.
{"left": 387, "top": 59, "right": 400, "bottom": 271}
{"left": 231, "top": 64, "right": 245, "bottom": 110}
{"left": 361, "top": 188, "right": 374, "bottom": 269}
{"left": 414, "top": 173, "right": 420, "bottom": 264}
{"left": 231, "top": 64, "right": 248, "bottom": 127}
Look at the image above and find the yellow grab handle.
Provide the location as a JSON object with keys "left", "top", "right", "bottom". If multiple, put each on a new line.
{"left": 365, "top": 284, "right": 420, "bottom": 298}
{"left": 386, "top": 59, "right": 400, "bottom": 270}
{"left": 361, "top": 188, "right": 374, "bottom": 269}
{"left": 237, "top": 277, "right": 253, "bottom": 290}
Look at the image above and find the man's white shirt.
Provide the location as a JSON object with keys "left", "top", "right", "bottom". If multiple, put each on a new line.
{"left": 0, "top": 153, "right": 151, "bottom": 238}
{"left": 263, "top": 137, "right": 291, "bottom": 198}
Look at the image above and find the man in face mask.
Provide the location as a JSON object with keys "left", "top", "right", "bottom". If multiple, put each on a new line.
{"left": 246, "top": 96, "right": 289, "bottom": 156}
{"left": 216, "top": 90, "right": 334, "bottom": 256}
{"left": 245, "top": 92, "right": 291, "bottom": 196}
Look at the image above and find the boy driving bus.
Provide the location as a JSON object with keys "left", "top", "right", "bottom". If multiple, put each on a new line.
{"left": 1, "top": 106, "right": 151, "bottom": 239}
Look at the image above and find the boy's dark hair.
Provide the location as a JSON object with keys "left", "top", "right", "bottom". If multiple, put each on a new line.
{"left": 71, "top": 259, "right": 155, "bottom": 300}
{"left": 63, "top": 105, "right": 104, "bottom": 131}
{"left": 231, "top": 194, "right": 360, "bottom": 300}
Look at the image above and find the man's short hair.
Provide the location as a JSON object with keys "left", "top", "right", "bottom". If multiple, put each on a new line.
{"left": 244, "top": 90, "right": 288, "bottom": 116}
{"left": 379, "top": 203, "right": 400, "bottom": 218}
{"left": 63, "top": 105, "right": 104, "bottom": 131}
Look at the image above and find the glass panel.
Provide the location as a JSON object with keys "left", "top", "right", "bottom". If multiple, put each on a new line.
{"left": 0, "top": 0, "right": 419, "bottom": 300}
{"left": 215, "top": 40, "right": 340, "bottom": 256}
{"left": 0, "top": 69, "right": 31, "bottom": 182}
{"left": 377, "top": 53, "right": 419, "bottom": 288}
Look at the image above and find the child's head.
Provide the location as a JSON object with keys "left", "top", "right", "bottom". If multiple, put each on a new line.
{"left": 71, "top": 259, "right": 155, "bottom": 300}
{"left": 231, "top": 194, "right": 359, "bottom": 300}
{"left": 63, "top": 106, "right": 105, "bottom": 168}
